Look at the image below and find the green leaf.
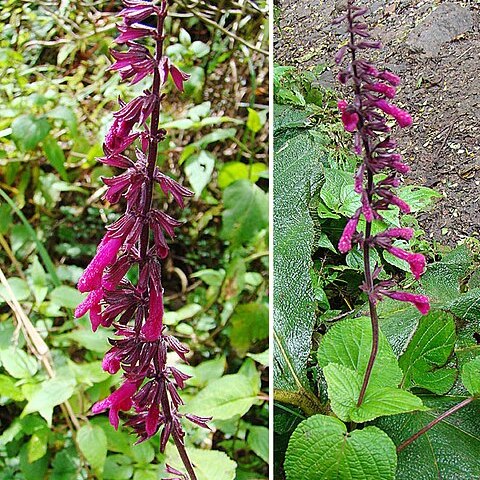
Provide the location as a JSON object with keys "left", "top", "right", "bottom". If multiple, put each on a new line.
{"left": 318, "top": 317, "right": 403, "bottom": 388}
{"left": 218, "top": 161, "right": 266, "bottom": 189}
{"left": 49, "top": 286, "right": 87, "bottom": 309}
{"left": 19, "top": 443, "right": 49, "bottom": 480}
{"left": 185, "top": 372, "right": 261, "bottom": 420}
{"left": 273, "top": 126, "right": 325, "bottom": 396}
{"left": 397, "top": 185, "right": 441, "bottom": 213}
{"left": 284, "top": 415, "right": 397, "bottom": 480}
{"left": 194, "top": 127, "right": 237, "bottom": 150}
{"left": 170, "top": 447, "right": 237, "bottom": 480}
{"left": 42, "top": 135, "right": 69, "bottom": 182}
{"left": 130, "top": 441, "right": 154, "bottom": 465}
{"left": 447, "top": 288, "right": 480, "bottom": 322}
{"left": 399, "top": 311, "right": 456, "bottom": 394}
{"left": 247, "top": 349, "right": 269, "bottom": 366}
{"left": 103, "top": 455, "right": 133, "bottom": 480}
{"left": 29, "top": 256, "right": 48, "bottom": 306}
{"left": 0, "top": 276, "right": 30, "bottom": 304}
{"left": 229, "top": 303, "right": 269, "bottom": 356}
{"left": 421, "top": 246, "right": 472, "bottom": 307}
{"left": 323, "top": 364, "right": 426, "bottom": 422}
{"left": 462, "top": 358, "right": 480, "bottom": 395}
{"left": 63, "top": 327, "right": 110, "bottom": 353}
{"left": 320, "top": 167, "right": 361, "bottom": 217}
{"left": 221, "top": 180, "right": 268, "bottom": 245}
{"left": 247, "top": 425, "right": 268, "bottom": 463}
{"left": 189, "top": 40, "right": 210, "bottom": 58}
{"left": 11, "top": 114, "right": 51, "bottom": 151}
{"left": 46, "top": 105, "right": 78, "bottom": 136}
{"left": 184, "top": 150, "right": 215, "bottom": 196}
{"left": 0, "top": 347, "right": 38, "bottom": 379}
{"left": 246, "top": 108, "right": 263, "bottom": 133}
{"left": 376, "top": 395, "right": 480, "bottom": 479}
{"left": 77, "top": 424, "right": 108, "bottom": 476}
{"left": 0, "top": 374, "right": 24, "bottom": 401}
{"left": 22, "top": 376, "right": 76, "bottom": 426}
{"left": 27, "top": 429, "right": 49, "bottom": 463}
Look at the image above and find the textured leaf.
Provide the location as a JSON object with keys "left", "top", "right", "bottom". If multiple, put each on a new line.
{"left": 221, "top": 179, "right": 268, "bottom": 245}
{"left": 399, "top": 311, "right": 456, "bottom": 394}
{"left": 318, "top": 317, "right": 403, "bottom": 388}
{"left": 421, "top": 245, "right": 472, "bottom": 307}
{"left": 376, "top": 299, "right": 422, "bottom": 356}
{"left": 447, "top": 288, "right": 480, "bottom": 322}
{"left": 273, "top": 124, "right": 326, "bottom": 395}
{"left": 323, "top": 363, "right": 426, "bottom": 422}
{"left": 377, "top": 395, "right": 480, "bottom": 479}
{"left": 396, "top": 186, "right": 441, "bottom": 213}
{"left": 462, "top": 358, "right": 480, "bottom": 395}
{"left": 185, "top": 372, "right": 261, "bottom": 420}
{"left": 320, "top": 167, "right": 361, "bottom": 217}
{"left": 284, "top": 415, "right": 397, "bottom": 480}
{"left": 77, "top": 424, "right": 107, "bottom": 475}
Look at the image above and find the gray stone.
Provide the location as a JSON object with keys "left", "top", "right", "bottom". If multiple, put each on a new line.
{"left": 407, "top": 3, "right": 474, "bottom": 57}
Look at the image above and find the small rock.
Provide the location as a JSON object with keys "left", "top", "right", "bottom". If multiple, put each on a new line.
{"left": 334, "top": 0, "right": 348, "bottom": 13}
{"left": 407, "top": 3, "right": 474, "bottom": 57}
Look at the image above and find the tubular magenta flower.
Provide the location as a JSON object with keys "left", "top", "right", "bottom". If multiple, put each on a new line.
{"left": 335, "top": 0, "right": 429, "bottom": 316}
{"left": 75, "top": 1, "right": 203, "bottom": 477}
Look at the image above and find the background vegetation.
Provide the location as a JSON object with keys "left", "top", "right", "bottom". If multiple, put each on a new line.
{"left": 273, "top": 65, "right": 480, "bottom": 479}
{"left": 0, "top": 1, "right": 269, "bottom": 478}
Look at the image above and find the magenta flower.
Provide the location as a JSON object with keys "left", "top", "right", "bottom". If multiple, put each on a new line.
{"left": 116, "top": 23, "right": 156, "bottom": 44}
{"left": 338, "top": 215, "right": 360, "bottom": 253}
{"left": 77, "top": 234, "right": 123, "bottom": 293}
{"left": 387, "top": 246, "right": 426, "bottom": 280}
{"left": 76, "top": 1, "right": 206, "bottom": 475}
{"left": 335, "top": 0, "right": 429, "bottom": 318}
{"left": 384, "top": 291, "right": 430, "bottom": 315}
{"left": 375, "top": 99, "right": 413, "bottom": 128}
{"left": 338, "top": 100, "right": 359, "bottom": 132}
{"left": 110, "top": 43, "right": 155, "bottom": 84}
{"left": 74, "top": 288, "right": 104, "bottom": 331}
{"left": 92, "top": 380, "right": 138, "bottom": 429}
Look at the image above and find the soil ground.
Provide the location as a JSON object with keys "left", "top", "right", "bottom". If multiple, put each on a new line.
{"left": 275, "top": 0, "right": 480, "bottom": 246}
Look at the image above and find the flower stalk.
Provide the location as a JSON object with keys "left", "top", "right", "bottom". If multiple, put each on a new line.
{"left": 74, "top": 2, "right": 209, "bottom": 478}
{"left": 335, "top": 0, "right": 430, "bottom": 406}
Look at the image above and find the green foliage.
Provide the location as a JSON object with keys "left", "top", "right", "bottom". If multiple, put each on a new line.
{"left": 0, "top": 1, "right": 268, "bottom": 478}
{"left": 274, "top": 65, "right": 480, "bottom": 479}
{"left": 285, "top": 415, "right": 397, "bottom": 480}
{"left": 399, "top": 311, "right": 457, "bottom": 394}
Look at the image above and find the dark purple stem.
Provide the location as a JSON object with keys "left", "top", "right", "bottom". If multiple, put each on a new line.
{"left": 161, "top": 395, "right": 198, "bottom": 480}
{"left": 346, "top": 2, "right": 380, "bottom": 407}
{"left": 396, "top": 396, "right": 475, "bottom": 453}
{"left": 137, "top": 11, "right": 197, "bottom": 479}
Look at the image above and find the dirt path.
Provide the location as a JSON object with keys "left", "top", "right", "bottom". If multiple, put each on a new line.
{"left": 275, "top": 0, "right": 480, "bottom": 246}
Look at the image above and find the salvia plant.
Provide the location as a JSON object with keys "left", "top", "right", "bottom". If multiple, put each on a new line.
{"left": 279, "top": 1, "right": 480, "bottom": 478}
{"left": 335, "top": 0, "right": 479, "bottom": 454}
{"left": 74, "top": 1, "right": 208, "bottom": 478}
{"left": 334, "top": 0, "right": 430, "bottom": 403}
